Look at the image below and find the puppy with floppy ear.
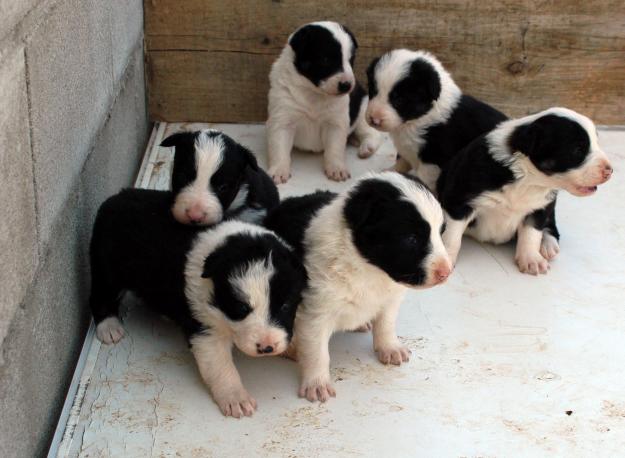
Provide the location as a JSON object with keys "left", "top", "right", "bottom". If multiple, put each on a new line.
{"left": 265, "top": 172, "right": 452, "bottom": 402}
{"left": 266, "top": 21, "right": 382, "bottom": 184}
{"left": 89, "top": 189, "right": 307, "bottom": 417}
{"left": 365, "top": 49, "right": 506, "bottom": 191}
{"left": 437, "top": 107, "right": 613, "bottom": 275}
{"left": 161, "top": 129, "right": 279, "bottom": 225}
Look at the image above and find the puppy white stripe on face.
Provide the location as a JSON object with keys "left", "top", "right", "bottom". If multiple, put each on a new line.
{"left": 172, "top": 131, "right": 225, "bottom": 225}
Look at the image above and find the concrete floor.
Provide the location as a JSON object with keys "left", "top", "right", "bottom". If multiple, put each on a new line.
{"left": 57, "top": 124, "right": 625, "bottom": 457}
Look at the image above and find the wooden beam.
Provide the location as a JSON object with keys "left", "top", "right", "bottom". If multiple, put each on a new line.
{"left": 145, "top": 0, "right": 625, "bottom": 124}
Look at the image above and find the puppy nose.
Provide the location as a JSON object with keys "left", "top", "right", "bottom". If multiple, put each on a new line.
{"left": 338, "top": 81, "right": 352, "bottom": 94}
{"left": 186, "top": 208, "right": 206, "bottom": 224}
{"left": 256, "top": 343, "right": 274, "bottom": 354}
{"left": 433, "top": 261, "right": 452, "bottom": 284}
{"left": 368, "top": 116, "right": 382, "bottom": 127}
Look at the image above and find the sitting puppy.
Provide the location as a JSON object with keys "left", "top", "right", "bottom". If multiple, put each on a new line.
{"left": 90, "top": 189, "right": 307, "bottom": 417}
{"left": 160, "top": 129, "right": 279, "bottom": 225}
{"left": 365, "top": 49, "right": 506, "bottom": 191}
{"left": 264, "top": 172, "right": 452, "bottom": 402}
{"left": 267, "top": 21, "right": 383, "bottom": 183}
{"left": 437, "top": 107, "right": 613, "bottom": 275}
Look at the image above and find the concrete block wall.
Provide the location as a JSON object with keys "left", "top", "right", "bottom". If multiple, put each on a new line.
{"left": 0, "top": 1, "right": 149, "bottom": 456}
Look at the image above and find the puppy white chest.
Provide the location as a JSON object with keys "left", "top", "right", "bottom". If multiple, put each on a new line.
{"left": 468, "top": 182, "right": 554, "bottom": 244}
{"left": 292, "top": 99, "right": 349, "bottom": 153}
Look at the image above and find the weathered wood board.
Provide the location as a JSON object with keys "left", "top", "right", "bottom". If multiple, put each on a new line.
{"left": 145, "top": 0, "right": 625, "bottom": 124}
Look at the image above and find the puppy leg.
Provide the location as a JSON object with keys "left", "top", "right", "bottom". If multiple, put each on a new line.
{"left": 515, "top": 223, "right": 550, "bottom": 275}
{"left": 373, "top": 297, "right": 410, "bottom": 365}
{"left": 322, "top": 123, "right": 350, "bottom": 181}
{"left": 296, "top": 318, "right": 335, "bottom": 402}
{"left": 90, "top": 259, "right": 125, "bottom": 344}
{"left": 393, "top": 155, "right": 412, "bottom": 173}
{"left": 267, "top": 123, "right": 295, "bottom": 184}
{"left": 442, "top": 216, "right": 470, "bottom": 266}
{"left": 540, "top": 231, "right": 560, "bottom": 261}
{"left": 191, "top": 333, "right": 257, "bottom": 418}
{"left": 352, "top": 112, "right": 383, "bottom": 159}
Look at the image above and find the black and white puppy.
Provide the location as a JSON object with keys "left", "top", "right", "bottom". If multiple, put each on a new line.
{"left": 437, "top": 107, "right": 613, "bottom": 275}
{"left": 264, "top": 172, "right": 452, "bottom": 402}
{"left": 161, "top": 129, "right": 279, "bottom": 225}
{"left": 366, "top": 49, "right": 507, "bottom": 191}
{"left": 267, "top": 21, "right": 382, "bottom": 183}
{"left": 90, "top": 189, "right": 307, "bottom": 417}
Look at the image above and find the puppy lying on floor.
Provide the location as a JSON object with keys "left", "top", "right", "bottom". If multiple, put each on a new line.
{"left": 160, "top": 129, "right": 279, "bottom": 225}
{"left": 267, "top": 21, "right": 382, "bottom": 183}
{"left": 365, "top": 49, "right": 506, "bottom": 191}
{"left": 437, "top": 107, "right": 613, "bottom": 274}
{"left": 90, "top": 189, "right": 307, "bottom": 417}
{"left": 264, "top": 172, "right": 452, "bottom": 402}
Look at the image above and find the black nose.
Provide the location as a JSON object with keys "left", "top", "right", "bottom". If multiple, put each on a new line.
{"left": 256, "top": 345, "right": 274, "bottom": 354}
{"left": 338, "top": 81, "right": 352, "bottom": 94}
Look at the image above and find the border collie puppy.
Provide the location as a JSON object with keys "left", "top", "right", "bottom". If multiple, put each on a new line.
{"left": 365, "top": 49, "right": 506, "bottom": 191}
{"left": 264, "top": 172, "right": 452, "bottom": 402}
{"left": 267, "top": 21, "right": 383, "bottom": 183}
{"left": 160, "top": 129, "right": 279, "bottom": 225}
{"left": 90, "top": 189, "right": 307, "bottom": 417}
{"left": 437, "top": 107, "right": 613, "bottom": 275}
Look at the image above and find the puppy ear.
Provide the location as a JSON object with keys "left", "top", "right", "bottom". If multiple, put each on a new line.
{"left": 411, "top": 60, "right": 441, "bottom": 101}
{"left": 343, "top": 186, "right": 383, "bottom": 230}
{"left": 161, "top": 132, "right": 194, "bottom": 148}
{"left": 201, "top": 249, "right": 226, "bottom": 279}
{"left": 289, "top": 25, "right": 312, "bottom": 53}
{"left": 239, "top": 145, "right": 259, "bottom": 172}
{"left": 509, "top": 123, "right": 540, "bottom": 156}
{"left": 366, "top": 57, "right": 380, "bottom": 83}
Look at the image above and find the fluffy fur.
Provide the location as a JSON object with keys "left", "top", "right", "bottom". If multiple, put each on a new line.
{"left": 365, "top": 49, "right": 507, "bottom": 190}
{"left": 266, "top": 21, "right": 382, "bottom": 183}
{"left": 437, "top": 107, "right": 613, "bottom": 274}
{"left": 161, "top": 129, "right": 279, "bottom": 225}
{"left": 90, "top": 189, "right": 307, "bottom": 417}
{"left": 264, "top": 172, "right": 452, "bottom": 402}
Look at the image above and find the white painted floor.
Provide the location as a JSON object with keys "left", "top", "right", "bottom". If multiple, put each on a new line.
{"left": 58, "top": 124, "right": 625, "bottom": 457}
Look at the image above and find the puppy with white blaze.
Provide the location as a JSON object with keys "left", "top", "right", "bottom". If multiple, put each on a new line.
{"left": 266, "top": 21, "right": 382, "bottom": 183}
{"left": 160, "top": 129, "right": 279, "bottom": 225}
{"left": 90, "top": 189, "right": 307, "bottom": 417}
{"left": 264, "top": 172, "right": 452, "bottom": 402}
{"left": 365, "top": 49, "right": 507, "bottom": 191}
{"left": 437, "top": 107, "right": 613, "bottom": 275}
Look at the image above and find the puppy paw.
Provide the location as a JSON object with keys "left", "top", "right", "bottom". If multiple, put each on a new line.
{"left": 298, "top": 378, "right": 336, "bottom": 403}
{"left": 516, "top": 250, "right": 550, "bottom": 275}
{"left": 96, "top": 317, "right": 125, "bottom": 344}
{"left": 540, "top": 233, "right": 560, "bottom": 261}
{"left": 357, "top": 136, "right": 381, "bottom": 159}
{"left": 213, "top": 387, "right": 257, "bottom": 418}
{"left": 324, "top": 163, "right": 350, "bottom": 181}
{"left": 352, "top": 322, "right": 372, "bottom": 333}
{"left": 376, "top": 343, "right": 411, "bottom": 366}
{"left": 268, "top": 165, "right": 291, "bottom": 184}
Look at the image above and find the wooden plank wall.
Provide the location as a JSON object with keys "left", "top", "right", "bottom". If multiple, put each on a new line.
{"left": 145, "top": 0, "right": 625, "bottom": 124}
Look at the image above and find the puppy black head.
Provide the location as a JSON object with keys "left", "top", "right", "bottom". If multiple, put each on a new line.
{"left": 288, "top": 21, "right": 357, "bottom": 96}
{"left": 343, "top": 173, "right": 452, "bottom": 288}
{"left": 505, "top": 108, "right": 612, "bottom": 196}
{"left": 161, "top": 130, "right": 259, "bottom": 225}
{"left": 197, "top": 224, "right": 307, "bottom": 356}
{"left": 365, "top": 49, "right": 459, "bottom": 132}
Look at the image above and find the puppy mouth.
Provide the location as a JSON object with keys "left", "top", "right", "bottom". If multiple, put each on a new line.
{"left": 573, "top": 185, "right": 598, "bottom": 196}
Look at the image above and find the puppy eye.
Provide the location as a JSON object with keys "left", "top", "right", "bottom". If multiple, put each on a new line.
{"left": 440, "top": 223, "right": 446, "bottom": 235}
{"left": 405, "top": 234, "right": 420, "bottom": 245}
{"left": 281, "top": 303, "right": 290, "bottom": 312}
{"left": 320, "top": 57, "right": 330, "bottom": 66}
{"left": 215, "top": 183, "right": 230, "bottom": 193}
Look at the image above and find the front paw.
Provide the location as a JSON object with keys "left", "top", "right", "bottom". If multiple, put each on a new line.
{"left": 268, "top": 164, "right": 291, "bottom": 184}
{"left": 213, "top": 387, "right": 257, "bottom": 418}
{"left": 324, "top": 161, "right": 350, "bottom": 181}
{"left": 540, "top": 233, "right": 560, "bottom": 261}
{"left": 357, "top": 138, "right": 380, "bottom": 159}
{"left": 96, "top": 317, "right": 125, "bottom": 344}
{"left": 298, "top": 377, "right": 336, "bottom": 402}
{"left": 376, "top": 343, "right": 411, "bottom": 365}
{"left": 516, "top": 250, "right": 550, "bottom": 275}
